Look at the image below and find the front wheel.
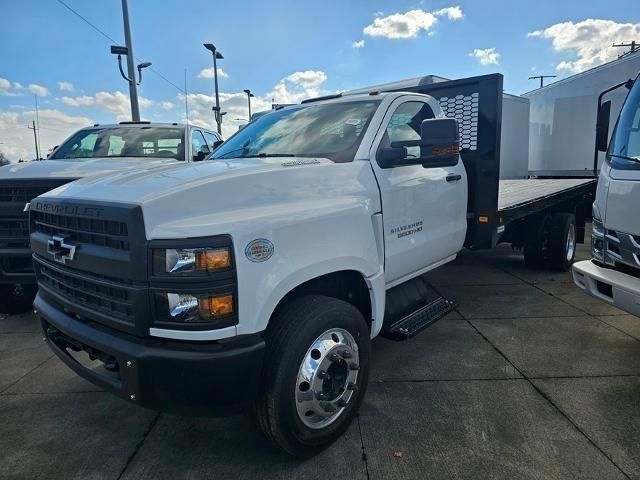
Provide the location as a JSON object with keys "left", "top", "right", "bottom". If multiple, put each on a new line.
{"left": 252, "top": 295, "right": 370, "bottom": 457}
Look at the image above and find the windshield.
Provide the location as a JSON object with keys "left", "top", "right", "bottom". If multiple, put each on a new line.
{"left": 607, "top": 76, "right": 640, "bottom": 169}
{"left": 211, "top": 100, "right": 380, "bottom": 162}
{"left": 50, "top": 127, "right": 185, "bottom": 161}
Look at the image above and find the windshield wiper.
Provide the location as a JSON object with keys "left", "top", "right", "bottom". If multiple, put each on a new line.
{"left": 244, "top": 153, "right": 295, "bottom": 158}
{"left": 215, "top": 139, "right": 251, "bottom": 159}
{"left": 609, "top": 153, "right": 640, "bottom": 163}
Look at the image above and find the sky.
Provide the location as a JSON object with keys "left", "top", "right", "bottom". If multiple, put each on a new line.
{"left": 1, "top": 0, "right": 639, "bottom": 161}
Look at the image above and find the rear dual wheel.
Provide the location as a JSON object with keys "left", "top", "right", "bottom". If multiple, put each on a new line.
{"left": 523, "top": 212, "right": 576, "bottom": 271}
{"left": 252, "top": 295, "right": 370, "bottom": 458}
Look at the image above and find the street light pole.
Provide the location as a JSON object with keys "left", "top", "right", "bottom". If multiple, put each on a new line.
{"left": 204, "top": 43, "right": 224, "bottom": 134}
{"left": 121, "top": 0, "right": 140, "bottom": 121}
{"left": 243, "top": 89, "right": 254, "bottom": 120}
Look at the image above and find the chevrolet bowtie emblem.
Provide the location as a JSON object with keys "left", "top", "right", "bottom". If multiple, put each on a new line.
{"left": 47, "top": 235, "right": 78, "bottom": 264}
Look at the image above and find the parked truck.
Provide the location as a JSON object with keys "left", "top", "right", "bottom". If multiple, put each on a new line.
{"left": 31, "top": 73, "right": 597, "bottom": 456}
{"left": 572, "top": 71, "right": 640, "bottom": 315}
{"left": 0, "top": 122, "right": 222, "bottom": 312}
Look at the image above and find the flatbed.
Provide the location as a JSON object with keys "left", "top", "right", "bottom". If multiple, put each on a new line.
{"left": 498, "top": 178, "right": 597, "bottom": 212}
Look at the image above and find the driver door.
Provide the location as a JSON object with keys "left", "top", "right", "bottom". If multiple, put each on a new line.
{"left": 370, "top": 96, "right": 467, "bottom": 286}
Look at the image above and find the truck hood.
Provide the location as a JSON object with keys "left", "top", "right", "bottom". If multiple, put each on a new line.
{"left": 36, "top": 157, "right": 376, "bottom": 239}
{"left": 0, "top": 157, "right": 178, "bottom": 180}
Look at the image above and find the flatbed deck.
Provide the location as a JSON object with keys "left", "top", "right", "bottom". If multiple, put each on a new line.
{"left": 498, "top": 178, "right": 597, "bottom": 212}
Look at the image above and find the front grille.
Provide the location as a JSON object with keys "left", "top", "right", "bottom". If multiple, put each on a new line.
{"left": 0, "top": 180, "right": 73, "bottom": 248}
{"left": 0, "top": 185, "right": 50, "bottom": 203}
{"left": 36, "top": 259, "right": 135, "bottom": 324}
{"left": 0, "top": 216, "right": 29, "bottom": 246}
{"left": 605, "top": 229, "right": 640, "bottom": 273}
{"left": 31, "top": 211, "right": 130, "bottom": 250}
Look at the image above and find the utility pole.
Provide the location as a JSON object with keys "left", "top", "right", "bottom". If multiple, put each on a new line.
{"left": 27, "top": 121, "right": 39, "bottom": 160}
{"left": 121, "top": 0, "right": 140, "bottom": 121}
{"left": 34, "top": 94, "right": 42, "bottom": 159}
{"left": 529, "top": 75, "right": 557, "bottom": 88}
{"left": 613, "top": 41, "right": 640, "bottom": 58}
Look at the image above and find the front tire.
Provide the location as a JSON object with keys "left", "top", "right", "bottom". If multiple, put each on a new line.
{"left": 252, "top": 295, "right": 370, "bottom": 457}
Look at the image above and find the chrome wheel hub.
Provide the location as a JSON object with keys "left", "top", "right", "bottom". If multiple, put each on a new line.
{"left": 295, "top": 328, "right": 360, "bottom": 429}
{"left": 566, "top": 223, "right": 576, "bottom": 262}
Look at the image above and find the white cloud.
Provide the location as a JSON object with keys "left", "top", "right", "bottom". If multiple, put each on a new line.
{"left": 266, "top": 70, "right": 328, "bottom": 104}
{"left": 177, "top": 70, "right": 328, "bottom": 138}
{"left": 197, "top": 67, "right": 229, "bottom": 79}
{"left": 470, "top": 47, "right": 500, "bottom": 66}
{"left": 433, "top": 6, "right": 463, "bottom": 20}
{"left": 60, "top": 91, "right": 154, "bottom": 121}
{"left": 58, "top": 81, "right": 73, "bottom": 92}
{"left": 13, "top": 82, "right": 24, "bottom": 90}
{"left": 28, "top": 83, "right": 49, "bottom": 96}
{"left": 363, "top": 6, "right": 463, "bottom": 39}
{"left": 528, "top": 19, "right": 640, "bottom": 73}
{"left": 0, "top": 78, "right": 10, "bottom": 90}
{"left": 0, "top": 109, "right": 92, "bottom": 161}
{"left": 161, "top": 101, "right": 175, "bottom": 110}
{"left": 353, "top": 39, "right": 365, "bottom": 49}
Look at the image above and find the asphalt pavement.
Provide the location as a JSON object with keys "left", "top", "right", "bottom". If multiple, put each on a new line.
{"left": 1, "top": 231, "right": 639, "bottom": 480}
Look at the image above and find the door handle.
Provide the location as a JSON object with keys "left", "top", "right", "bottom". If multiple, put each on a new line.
{"left": 446, "top": 174, "right": 462, "bottom": 182}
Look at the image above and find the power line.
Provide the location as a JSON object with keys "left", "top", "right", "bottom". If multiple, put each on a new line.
{"left": 55, "top": 0, "right": 185, "bottom": 94}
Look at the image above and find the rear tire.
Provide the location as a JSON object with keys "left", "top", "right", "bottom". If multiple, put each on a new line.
{"left": 252, "top": 295, "right": 370, "bottom": 458}
{"left": 548, "top": 213, "right": 577, "bottom": 271}
{"left": 523, "top": 214, "right": 552, "bottom": 269}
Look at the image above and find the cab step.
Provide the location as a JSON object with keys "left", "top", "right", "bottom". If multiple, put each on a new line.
{"left": 381, "top": 296, "right": 456, "bottom": 341}
{"left": 379, "top": 274, "right": 456, "bottom": 341}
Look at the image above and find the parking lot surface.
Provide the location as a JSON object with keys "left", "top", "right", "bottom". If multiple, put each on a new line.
{"left": 1, "top": 233, "right": 639, "bottom": 480}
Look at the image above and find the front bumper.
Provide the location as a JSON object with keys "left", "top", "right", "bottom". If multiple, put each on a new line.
{"left": 0, "top": 247, "right": 35, "bottom": 285}
{"left": 35, "top": 293, "right": 265, "bottom": 416}
{"left": 572, "top": 260, "right": 640, "bottom": 317}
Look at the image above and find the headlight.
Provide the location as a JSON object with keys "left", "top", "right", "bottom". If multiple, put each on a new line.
{"left": 153, "top": 247, "right": 232, "bottom": 276}
{"left": 592, "top": 218, "right": 605, "bottom": 263}
{"left": 155, "top": 292, "right": 236, "bottom": 328}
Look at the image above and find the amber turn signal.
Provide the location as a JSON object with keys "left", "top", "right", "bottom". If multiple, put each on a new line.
{"left": 198, "top": 294, "right": 234, "bottom": 319}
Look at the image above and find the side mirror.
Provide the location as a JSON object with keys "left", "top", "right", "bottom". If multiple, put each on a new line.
{"left": 378, "top": 146, "right": 408, "bottom": 168}
{"left": 193, "top": 150, "right": 207, "bottom": 162}
{"left": 212, "top": 140, "right": 223, "bottom": 150}
{"left": 419, "top": 117, "right": 460, "bottom": 168}
{"left": 596, "top": 100, "right": 611, "bottom": 152}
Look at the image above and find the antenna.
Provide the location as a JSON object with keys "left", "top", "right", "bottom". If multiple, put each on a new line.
{"left": 612, "top": 41, "right": 640, "bottom": 58}
{"left": 528, "top": 75, "right": 557, "bottom": 88}
{"left": 184, "top": 69, "right": 189, "bottom": 127}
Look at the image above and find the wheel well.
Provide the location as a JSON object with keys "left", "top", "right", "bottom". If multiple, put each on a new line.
{"left": 271, "top": 270, "right": 372, "bottom": 331}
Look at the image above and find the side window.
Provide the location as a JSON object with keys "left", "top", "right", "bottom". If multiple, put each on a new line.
{"left": 191, "top": 130, "right": 210, "bottom": 161}
{"left": 67, "top": 132, "right": 98, "bottom": 158}
{"left": 203, "top": 131, "right": 221, "bottom": 150}
{"left": 382, "top": 101, "right": 434, "bottom": 161}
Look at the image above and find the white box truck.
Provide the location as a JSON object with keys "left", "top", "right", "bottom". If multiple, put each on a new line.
{"left": 524, "top": 53, "right": 640, "bottom": 177}
{"left": 30, "top": 74, "right": 597, "bottom": 456}
{"left": 573, "top": 69, "right": 640, "bottom": 315}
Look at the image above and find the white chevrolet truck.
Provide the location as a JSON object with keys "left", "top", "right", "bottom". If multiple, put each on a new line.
{"left": 0, "top": 122, "right": 221, "bottom": 312}
{"left": 31, "top": 74, "right": 596, "bottom": 456}
{"left": 573, "top": 72, "right": 640, "bottom": 314}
